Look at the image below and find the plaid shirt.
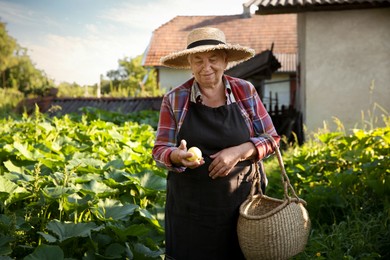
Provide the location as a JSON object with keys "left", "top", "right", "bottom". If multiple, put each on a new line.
{"left": 152, "top": 75, "right": 279, "bottom": 172}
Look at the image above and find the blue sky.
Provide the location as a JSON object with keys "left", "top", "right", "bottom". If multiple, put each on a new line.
{"left": 0, "top": 0, "right": 250, "bottom": 85}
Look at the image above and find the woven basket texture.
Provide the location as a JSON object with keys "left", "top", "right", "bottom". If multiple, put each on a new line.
{"left": 237, "top": 195, "right": 311, "bottom": 260}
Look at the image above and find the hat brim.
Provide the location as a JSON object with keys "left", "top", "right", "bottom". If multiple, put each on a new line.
{"left": 160, "top": 44, "right": 255, "bottom": 69}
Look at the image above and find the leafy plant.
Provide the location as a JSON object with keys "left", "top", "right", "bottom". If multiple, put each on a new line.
{"left": 264, "top": 118, "right": 390, "bottom": 259}
{"left": 2, "top": 106, "right": 389, "bottom": 259}
{"left": 0, "top": 108, "right": 166, "bottom": 259}
{"left": 65, "top": 107, "right": 160, "bottom": 129}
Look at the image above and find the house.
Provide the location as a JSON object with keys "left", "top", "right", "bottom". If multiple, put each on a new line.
{"left": 247, "top": 0, "right": 390, "bottom": 133}
{"left": 142, "top": 8, "right": 297, "bottom": 112}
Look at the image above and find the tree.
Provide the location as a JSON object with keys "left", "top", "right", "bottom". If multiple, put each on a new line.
{"left": 0, "top": 22, "right": 18, "bottom": 88}
{"left": 57, "top": 81, "right": 87, "bottom": 97}
{"left": 0, "top": 21, "right": 54, "bottom": 96}
{"left": 105, "top": 55, "right": 161, "bottom": 97}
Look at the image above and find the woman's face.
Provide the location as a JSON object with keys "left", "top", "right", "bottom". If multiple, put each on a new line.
{"left": 188, "top": 50, "right": 228, "bottom": 88}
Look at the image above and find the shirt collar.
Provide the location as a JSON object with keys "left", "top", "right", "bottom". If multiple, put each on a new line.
{"left": 190, "top": 76, "right": 236, "bottom": 104}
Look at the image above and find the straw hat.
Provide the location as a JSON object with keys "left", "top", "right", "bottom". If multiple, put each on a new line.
{"left": 160, "top": 27, "right": 255, "bottom": 69}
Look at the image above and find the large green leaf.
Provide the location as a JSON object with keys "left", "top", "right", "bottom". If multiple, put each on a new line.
{"left": 41, "top": 187, "right": 75, "bottom": 200}
{"left": 103, "top": 159, "right": 126, "bottom": 170}
{"left": 67, "top": 152, "right": 104, "bottom": 169}
{"left": 91, "top": 198, "right": 139, "bottom": 221}
{"left": 13, "top": 141, "right": 34, "bottom": 161}
{"left": 0, "top": 176, "right": 18, "bottom": 194}
{"left": 0, "top": 235, "right": 13, "bottom": 256}
{"left": 138, "top": 208, "right": 161, "bottom": 228}
{"left": 24, "top": 244, "right": 64, "bottom": 260}
{"left": 0, "top": 176, "right": 29, "bottom": 205}
{"left": 132, "top": 243, "right": 163, "bottom": 259}
{"left": 3, "top": 160, "right": 23, "bottom": 174}
{"left": 2, "top": 170, "right": 35, "bottom": 183}
{"left": 77, "top": 179, "right": 117, "bottom": 196}
{"left": 103, "top": 169, "right": 135, "bottom": 187}
{"left": 39, "top": 220, "right": 103, "bottom": 243}
{"left": 108, "top": 223, "right": 151, "bottom": 240}
{"left": 104, "top": 243, "right": 126, "bottom": 258}
{"left": 136, "top": 171, "right": 166, "bottom": 191}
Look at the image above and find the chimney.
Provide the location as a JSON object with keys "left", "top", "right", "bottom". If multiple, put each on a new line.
{"left": 242, "top": 3, "right": 251, "bottom": 18}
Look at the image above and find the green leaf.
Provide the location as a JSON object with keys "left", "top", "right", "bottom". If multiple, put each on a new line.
{"left": 103, "top": 169, "right": 133, "bottom": 184}
{"left": 43, "top": 220, "right": 103, "bottom": 243}
{"left": 125, "top": 224, "right": 151, "bottom": 237}
{"left": 104, "top": 159, "right": 125, "bottom": 170}
{"left": 67, "top": 152, "right": 104, "bottom": 169}
{"left": 91, "top": 198, "right": 139, "bottom": 221}
{"left": 105, "top": 243, "right": 125, "bottom": 258}
{"left": 24, "top": 244, "right": 64, "bottom": 260}
{"left": 136, "top": 171, "right": 166, "bottom": 191}
{"left": 133, "top": 243, "right": 163, "bottom": 259}
{"left": 138, "top": 209, "right": 161, "bottom": 229}
{"left": 77, "top": 179, "right": 117, "bottom": 196}
{"left": 353, "top": 129, "right": 366, "bottom": 140}
{"left": 0, "top": 176, "right": 28, "bottom": 205}
{"left": 41, "top": 187, "right": 74, "bottom": 199}
{"left": 0, "top": 176, "right": 18, "bottom": 194}
{"left": 13, "top": 142, "right": 34, "bottom": 160}
{"left": 2, "top": 171, "right": 35, "bottom": 183}
{"left": 37, "top": 232, "right": 57, "bottom": 243}
{"left": 109, "top": 223, "right": 151, "bottom": 239}
{"left": 0, "top": 235, "right": 13, "bottom": 255}
{"left": 3, "top": 160, "right": 23, "bottom": 174}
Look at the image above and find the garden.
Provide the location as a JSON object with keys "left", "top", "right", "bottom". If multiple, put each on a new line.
{"left": 0, "top": 107, "right": 389, "bottom": 259}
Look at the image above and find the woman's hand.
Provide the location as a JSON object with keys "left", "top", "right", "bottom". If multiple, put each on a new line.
{"left": 208, "top": 142, "right": 257, "bottom": 179}
{"left": 170, "top": 140, "right": 204, "bottom": 168}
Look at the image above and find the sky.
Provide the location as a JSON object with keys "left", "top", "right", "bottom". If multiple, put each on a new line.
{"left": 0, "top": 0, "right": 253, "bottom": 86}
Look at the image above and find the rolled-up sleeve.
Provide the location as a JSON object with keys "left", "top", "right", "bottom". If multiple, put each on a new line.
{"left": 248, "top": 85, "right": 280, "bottom": 160}
{"left": 152, "top": 94, "right": 186, "bottom": 173}
{"left": 230, "top": 77, "right": 280, "bottom": 160}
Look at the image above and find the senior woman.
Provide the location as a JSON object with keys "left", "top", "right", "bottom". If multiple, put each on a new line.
{"left": 152, "top": 27, "right": 279, "bottom": 260}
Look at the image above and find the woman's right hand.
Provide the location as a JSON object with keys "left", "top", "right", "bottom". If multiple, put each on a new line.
{"left": 170, "top": 140, "right": 204, "bottom": 168}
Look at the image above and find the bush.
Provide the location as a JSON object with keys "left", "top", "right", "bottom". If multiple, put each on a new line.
{"left": 0, "top": 109, "right": 165, "bottom": 259}
{"left": 0, "top": 88, "right": 24, "bottom": 118}
{"left": 1, "top": 107, "right": 389, "bottom": 259}
{"left": 264, "top": 120, "right": 390, "bottom": 259}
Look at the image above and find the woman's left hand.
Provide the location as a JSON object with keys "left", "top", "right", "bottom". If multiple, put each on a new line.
{"left": 208, "top": 142, "right": 257, "bottom": 179}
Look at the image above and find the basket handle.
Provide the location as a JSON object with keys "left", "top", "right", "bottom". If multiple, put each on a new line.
{"left": 249, "top": 134, "right": 306, "bottom": 205}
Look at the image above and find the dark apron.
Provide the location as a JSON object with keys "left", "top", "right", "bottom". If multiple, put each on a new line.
{"left": 165, "top": 102, "right": 255, "bottom": 260}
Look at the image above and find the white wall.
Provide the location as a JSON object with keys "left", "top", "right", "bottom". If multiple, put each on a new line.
{"left": 159, "top": 67, "right": 292, "bottom": 108}
{"left": 159, "top": 67, "right": 193, "bottom": 91}
{"left": 299, "top": 8, "right": 390, "bottom": 132}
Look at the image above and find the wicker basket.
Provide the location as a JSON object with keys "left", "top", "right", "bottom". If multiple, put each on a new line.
{"left": 237, "top": 136, "right": 311, "bottom": 260}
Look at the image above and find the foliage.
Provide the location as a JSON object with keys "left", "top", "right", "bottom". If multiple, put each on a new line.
{"left": 264, "top": 118, "right": 390, "bottom": 259}
{"left": 0, "top": 108, "right": 166, "bottom": 259}
{"left": 47, "top": 107, "right": 160, "bottom": 130}
{"left": 0, "top": 22, "right": 54, "bottom": 96}
{"left": 55, "top": 56, "right": 163, "bottom": 98}
{"left": 70, "top": 107, "right": 161, "bottom": 130}
{"left": 1, "top": 104, "right": 389, "bottom": 259}
{"left": 105, "top": 55, "right": 163, "bottom": 97}
{"left": 57, "top": 82, "right": 88, "bottom": 97}
{"left": 0, "top": 87, "right": 24, "bottom": 118}
{"left": 0, "top": 22, "right": 18, "bottom": 81}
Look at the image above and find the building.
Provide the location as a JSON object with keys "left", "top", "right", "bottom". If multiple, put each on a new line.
{"left": 248, "top": 0, "right": 390, "bottom": 132}
{"left": 142, "top": 8, "right": 297, "bottom": 113}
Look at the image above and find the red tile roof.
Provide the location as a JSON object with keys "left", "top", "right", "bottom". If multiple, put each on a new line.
{"left": 143, "top": 14, "right": 297, "bottom": 68}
